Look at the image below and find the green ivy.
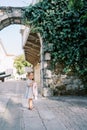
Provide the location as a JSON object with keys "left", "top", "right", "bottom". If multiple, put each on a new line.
{"left": 14, "top": 55, "right": 31, "bottom": 75}
{"left": 23, "top": 0, "right": 87, "bottom": 83}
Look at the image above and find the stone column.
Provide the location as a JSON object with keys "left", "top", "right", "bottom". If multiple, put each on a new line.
{"left": 38, "top": 34, "right": 53, "bottom": 96}
{"left": 39, "top": 35, "right": 44, "bottom": 95}
{"left": 42, "top": 44, "right": 53, "bottom": 97}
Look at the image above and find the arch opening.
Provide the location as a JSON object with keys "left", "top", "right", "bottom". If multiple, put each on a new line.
{"left": 22, "top": 30, "right": 43, "bottom": 94}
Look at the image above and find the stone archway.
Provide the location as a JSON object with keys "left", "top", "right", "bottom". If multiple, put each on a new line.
{"left": 0, "top": 6, "right": 24, "bottom": 30}
{"left": 0, "top": 6, "right": 53, "bottom": 96}
{"left": 22, "top": 30, "right": 44, "bottom": 93}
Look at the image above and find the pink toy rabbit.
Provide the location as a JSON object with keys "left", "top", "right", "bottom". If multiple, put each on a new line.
{"left": 33, "top": 82, "right": 38, "bottom": 100}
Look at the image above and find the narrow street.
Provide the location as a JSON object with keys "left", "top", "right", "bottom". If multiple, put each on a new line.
{"left": 0, "top": 81, "right": 87, "bottom": 130}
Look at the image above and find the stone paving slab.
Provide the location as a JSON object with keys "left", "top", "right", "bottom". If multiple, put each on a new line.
{"left": 0, "top": 96, "right": 22, "bottom": 130}
{"left": 0, "top": 81, "right": 87, "bottom": 130}
{"left": 22, "top": 98, "right": 67, "bottom": 130}
{"left": 44, "top": 97, "right": 87, "bottom": 130}
{"left": 0, "top": 95, "right": 10, "bottom": 112}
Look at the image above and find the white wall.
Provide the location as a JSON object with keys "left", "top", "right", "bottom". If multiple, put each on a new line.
{"left": 0, "top": 40, "right": 15, "bottom": 74}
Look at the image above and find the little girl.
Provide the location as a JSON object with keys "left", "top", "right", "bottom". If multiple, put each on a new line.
{"left": 25, "top": 72, "right": 34, "bottom": 110}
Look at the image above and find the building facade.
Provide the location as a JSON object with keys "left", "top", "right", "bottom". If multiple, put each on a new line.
{"left": 0, "top": 39, "right": 15, "bottom": 75}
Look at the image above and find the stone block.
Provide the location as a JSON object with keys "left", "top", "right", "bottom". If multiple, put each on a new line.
{"left": 80, "top": 85, "right": 84, "bottom": 89}
{"left": 46, "top": 79, "right": 53, "bottom": 84}
{"left": 44, "top": 62, "right": 48, "bottom": 68}
{"left": 44, "top": 69, "right": 52, "bottom": 78}
{"left": 61, "top": 74, "right": 67, "bottom": 79}
{"left": 45, "top": 52, "right": 51, "bottom": 60}
{"left": 62, "top": 78, "right": 71, "bottom": 84}
{"left": 66, "top": 85, "right": 73, "bottom": 90}
{"left": 42, "top": 87, "right": 53, "bottom": 97}
{"left": 73, "top": 79, "right": 81, "bottom": 85}
{"left": 73, "top": 84, "right": 79, "bottom": 89}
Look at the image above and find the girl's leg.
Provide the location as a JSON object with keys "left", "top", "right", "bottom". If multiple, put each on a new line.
{"left": 28, "top": 99, "right": 33, "bottom": 109}
{"left": 28, "top": 99, "right": 30, "bottom": 107}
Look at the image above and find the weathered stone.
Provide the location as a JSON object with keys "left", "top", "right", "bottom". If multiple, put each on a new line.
{"left": 80, "top": 85, "right": 84, "bottom": 89}
{"left": 46, "top": 78, "right": 53, "bottom": 85}
{"left": 0, "top": 7, "right": 24, "bottom": 30}
{"left": 42, "top": 87, "right": 53, "bottom": 97}
{"left": 44, "top": 61, "right": 48, "bottom": 68}
{"left": 51, "top": 71, "right": 84, "bottom": 95}
{"left": 73, "top": 79, "right": 82, "bottom": 85}
{"left": 44, "top": 69, "right": 52, "bottom": 79}
{"left": 45, "top": 52, "right": 51, "bottom": 60}
{"left": 61, "top": 74, "right": 67, "bottom": 79}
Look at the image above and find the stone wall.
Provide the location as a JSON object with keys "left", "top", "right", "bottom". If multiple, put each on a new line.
{"left": 51, "top": 74, "right": 85, "bottom": 95}
{"left": 42, "top": 56, "right": 86, "bottom": 96}
{"left": 33, "top": 43, "right": 86, "bottom": 96}
{"left": 42, "top": 51, "right": 53, "bottom": 96}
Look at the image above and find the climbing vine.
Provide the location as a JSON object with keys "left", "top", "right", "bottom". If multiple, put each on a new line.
{"left": 23, "top": 0, "right": 87, "bottom": 83}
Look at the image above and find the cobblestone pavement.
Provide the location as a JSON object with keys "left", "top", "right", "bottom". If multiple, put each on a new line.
{"left": 0, "top": 81, "right": 87, "bottom": 130}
